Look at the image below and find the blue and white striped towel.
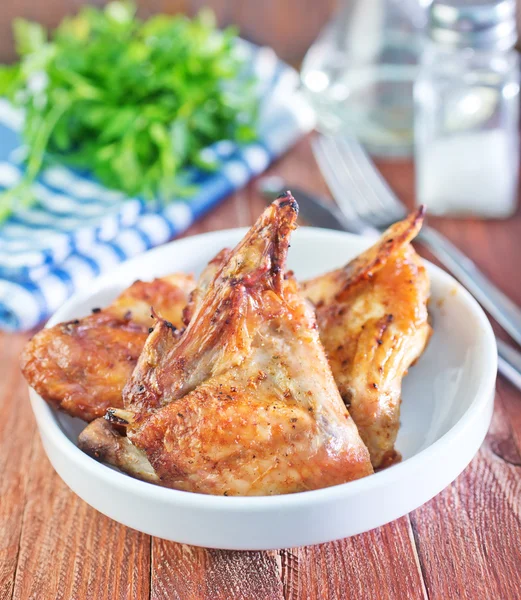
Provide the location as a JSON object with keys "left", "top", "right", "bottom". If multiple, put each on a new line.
{"left": 0, "top": 43, "right": 315, "bottom": 331}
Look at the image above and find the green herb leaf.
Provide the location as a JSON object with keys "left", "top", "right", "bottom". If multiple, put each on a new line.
{"left": 13, "top": 19, "right": 47, "bottom": 56}
{"left": 0, "top": 2, "right": 259, "bottom": 221}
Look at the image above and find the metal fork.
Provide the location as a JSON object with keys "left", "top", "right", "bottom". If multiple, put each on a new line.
{"left": 313, "top": 134, "right": 521, "bottom": 348}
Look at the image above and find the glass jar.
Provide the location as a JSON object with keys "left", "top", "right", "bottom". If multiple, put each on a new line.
{"left": 414, "top": 0, "right": 520, "bottom": 218}
{"left": 301, "top": 0, "right": 431, "bottom": 157}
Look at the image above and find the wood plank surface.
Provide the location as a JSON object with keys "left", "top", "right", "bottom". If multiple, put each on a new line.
{"left": 279, "top": 518, "right": 427, "bottom": 600}
{"left": 11, "top": 446, "right": 151, "bottom": 600}
{"left": 0, "top": 137, "right": 520, "bottom": 599}
{"left": 409, "top": 393, "right": 521, "bottom": 600}
{"left": 0, "top": 335, "right": 34, "bottom": 600}
{"left": 151, "top": 545, "right": 284, "bottom": 600}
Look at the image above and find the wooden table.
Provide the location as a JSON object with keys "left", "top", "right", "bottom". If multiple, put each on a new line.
{"left": 1, "top": 137, "right": 521, "bottom": 600}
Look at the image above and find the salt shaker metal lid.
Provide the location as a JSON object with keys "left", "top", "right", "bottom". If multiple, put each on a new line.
{"left": 429, "top": 0, "right": 517, "bottom": 49}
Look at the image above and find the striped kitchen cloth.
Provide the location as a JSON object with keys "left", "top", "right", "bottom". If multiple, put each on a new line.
{"left": 0, "top": 42, "right": 315, "bottom": 331}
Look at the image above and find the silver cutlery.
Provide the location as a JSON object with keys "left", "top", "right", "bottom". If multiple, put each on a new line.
{"left": 259, "top": 176, "right": 356, "bottom": 232}
{"left": 258, "top": 177, "right": 521, "bottom": 391}
{"left": 497, "top": 339, "right": 521, "bottom": 391}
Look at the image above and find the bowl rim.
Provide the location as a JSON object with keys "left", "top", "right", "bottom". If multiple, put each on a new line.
{"left": 30, "top": 226, "right": 498, "bottom": 512}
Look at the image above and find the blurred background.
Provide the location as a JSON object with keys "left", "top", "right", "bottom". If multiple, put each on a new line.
{"left": 1, "top": 0, "right": 338, "bottom": 65}
{"left": 0, "top": 0, "right": 519, "bottom": 332}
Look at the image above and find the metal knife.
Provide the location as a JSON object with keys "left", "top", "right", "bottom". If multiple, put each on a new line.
{"left": 258, "top": 176, "right": 521, "bottom": 392}
{"left": 259, "top": 176, "right": 373, "bottom": 234}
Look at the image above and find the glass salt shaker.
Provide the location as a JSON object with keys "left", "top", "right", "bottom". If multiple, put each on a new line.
{"left": 414, "top": 0, "right": 520, "bottom": 218}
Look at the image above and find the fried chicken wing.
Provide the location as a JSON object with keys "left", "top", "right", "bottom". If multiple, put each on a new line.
{"left": 81, "top": 195, "right": 373, "bottom": 495}
{"left": 302, "top": 208, "right": 431, "bottom": 469}
{"left": 20, "top": 274, "right": 194, "bottom": 422}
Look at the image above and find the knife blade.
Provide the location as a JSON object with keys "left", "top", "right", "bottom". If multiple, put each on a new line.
{"left": 497, "top": 339, "right": 521, "bottom": 391}
{"left": 258, "top": 176, "right": 364, "bottom": 233}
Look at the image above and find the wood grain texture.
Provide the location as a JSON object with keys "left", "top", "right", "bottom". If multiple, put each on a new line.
{"left": 498, "top": 377, "right": 521, "bottom": 463}
{"left": 279, "top": 518, "right": 427, "bottom": 600}
{"left": 0, "top": 335, "right": 34, "bottom": 600}
{"left": 11, "top": 439, "right": 151, "bottom": 600}
{"left": 1, "top": 137, "right": 520, "bottom": 599}
{"left": 409, "top": 397, "right": 521, "bottom": 600}
{"left": 151, "top": 544, "right": 284, "bottom": 600}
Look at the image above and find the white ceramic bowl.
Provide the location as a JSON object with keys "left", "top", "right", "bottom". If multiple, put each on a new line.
{"left": 28, "top": 228, "right": 497, "bottom": 550}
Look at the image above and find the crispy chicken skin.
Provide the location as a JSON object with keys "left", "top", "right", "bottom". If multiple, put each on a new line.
{"left": 77, "top": 255, "right": 229, "bottom": 467}
{"left": 182, "top": 248, "right": 231, "bottom": 326}
{"left": 302, "top": 208, "right": 432, "bottom": 469}
{"left": 20, "top": 274, "right": 194, "bottom": 422}
{"left": 84, "top": 195, "right": 373, "bottom": 495}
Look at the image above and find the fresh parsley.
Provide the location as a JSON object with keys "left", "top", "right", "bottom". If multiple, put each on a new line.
{"left": 0, "top": 2, "right": 259, "bottom": 221}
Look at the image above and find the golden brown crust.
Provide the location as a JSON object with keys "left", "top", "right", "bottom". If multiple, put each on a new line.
{"left": 303, "top": 209, "right": 432, "bottom": 469}
{"left": 118, "top": 195, "right": 373, "bottom": 495}
{"left": 338, "top": 206, "right": 425, "bottom": 295}
{"left": 123, "top": 194, "right": 301, "bottom": 416}
{"left": 20, "top": 274, "right": 195, "bottom": 422}
{"left": 182, "top": 248, "right": 231, "bottom": 326}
